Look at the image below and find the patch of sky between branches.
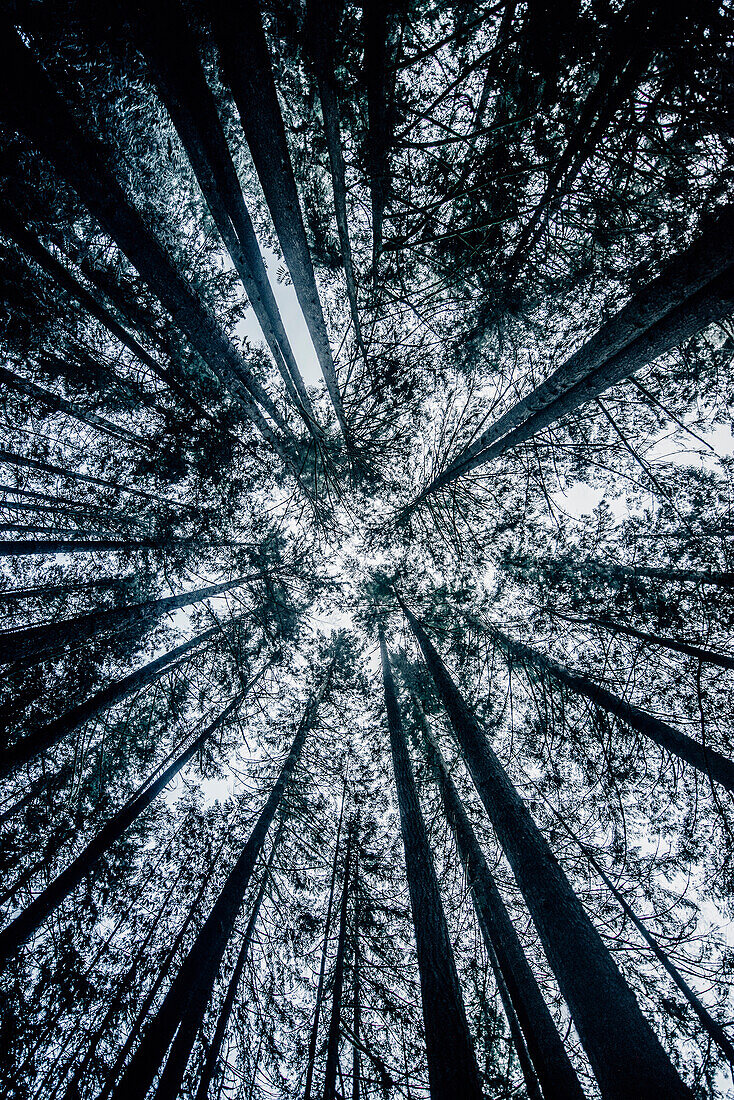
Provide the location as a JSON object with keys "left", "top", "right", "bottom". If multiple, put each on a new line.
{"left": 236, "top": 244, "right": 322, "bottom": 386}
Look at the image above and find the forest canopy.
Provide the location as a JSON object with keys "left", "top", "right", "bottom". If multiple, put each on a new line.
{"left": 0, "top": 1, "right": 733, "bottom": 1098}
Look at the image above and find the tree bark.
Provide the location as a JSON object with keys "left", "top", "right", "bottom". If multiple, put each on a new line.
{"left": 323, "top": 822, "right": 354, "bottom": 1100}
{"left": 379, "top": 626, "right": 483, "bottom": 1100}
{"left": 0, "top": 23, "right": 294, "bottom": 456}
{"left": 305, "top": 0, "right": 365, "bottom": 361}
{"left": 112, "top": 660, "right": 335, "bottom": 1100}
{"left": 419, "top": 718, "right": 584, "bottom": 1100}
{"left": 0, "top": 614, "right": 248, "bottom": 779}
{"left": 401, "top": 601, "right": 692, "bottom": 1099}
{"left": 553, "top": 611, "right": 734, "bottom": 672}
{"left": 410, "top": 203, "right": 734, "bottom": 504}
{"left": 128, "top": 0, "right": 318, "bottom": 433}
{"left": 488, "top": 622, "right": 734, "bottom": 792}
{"left": 192, "top": 828, "right": 281, "bottom": 1100}
{"left": 0, "top": 696, "right": 244, "bottom": 965}
{"left": 304, "top": 780, "right": 348, "bottom": 1100}
{"left": 207, "top": 0, "right": 350, "bottom": 441}
{"left": 0, "top": 574, "right": 252, "bottom": 665}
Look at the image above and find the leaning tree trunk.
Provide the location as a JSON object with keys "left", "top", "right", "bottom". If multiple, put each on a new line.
{"left": 305, "top": 0, "right": 365, "bottom": 361}
{"left": 208, "top": 0, "right": 350, "bottom": 442}
{"left": 379, "top": 626, "right": 483, "bottom": 1100}
{"left": 0, "top": 447, "right": 187, "bottom": 508}
{"left": 363, "top": 1, "right": 392, "bottom": 276}
{"left": 322, "top": 822, "right": 354, "bottom": 1100}
{"left": 128, "top": 0, "right": 318, "bottom": 433}
{"left": 304, "top": 782, "right": 348, "bottom": 1100}
{"left": 487, "top": 622, "right": 734, "bottom": 792}
{"left": 0, "top": 23, "right": 294, "bottom": 457}
{"left": 192, "top": 825, "right": 282, "bottom": 1100}
{"left": 552, "top": 610, "right": 734, "bottom": 672}
{"left": 419, "top": 718, "right": 584, "bottom": 1100}
{"left": 409, "top": 201, "right": 734, "bottom": 505}
{"left": 0, "top": 695, "right": 244, "bottom": 964}
{"left": 401, "top": 601, "right": 692, "bottom": 1100}
{"left": 111, "top": 658, "right": 335, "bottom": 1100}
{"left": 0, "top": 364, "right": 148, "bottom": 448}
{"left": 0, "top": 613, "right": 248, "bottom": 779}
{"left": 0, "top": 206, "right": 212, "bottom": 421}
{"left": 0, "top": 573, "right": 255, "bottom": 665}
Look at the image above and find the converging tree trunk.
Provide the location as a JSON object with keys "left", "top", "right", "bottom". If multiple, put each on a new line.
{"left": 0, "top": 613, "right": 249, "bottom": 779}
{"left": 322, "top": 820, "right": 354, "bottom": 1100}
{"left": 0, "top": 695, "right": 244, "bottom": 964}
{"left": 379, "top": 626, "right": 483, "bottom": 1100}
{"left": 409, "top": 203, "right": 734, "bottom": 505}
{"left": 400, "top": 600, "right": 692, "bottom": 1100}
{"left": 417, "top": 713, "right": 584, "bottom": 1100}
{"left": 193, "top": 825, "right": 282, "bottom": 1100}
{"left": 0, "top": 23, "right": 295, "bottom": 458}
{"left": 207, "top": 0, "right": 350, "bottom": 441}
{"left": 110, "top": 655, "right": 336, "bottom": 1100}
{"left": 0, "top": 574, "right": 253, "bottom": 665}
{"left": 128, "top": 0, "right": 318, "bottom": 433}
{"left": 486, "top": 622, "right": 734, "bottom": 792}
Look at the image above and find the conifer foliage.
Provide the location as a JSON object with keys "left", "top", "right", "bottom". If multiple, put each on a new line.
{"left": 0, "top": 2, "right": 732, "bottom": 1098}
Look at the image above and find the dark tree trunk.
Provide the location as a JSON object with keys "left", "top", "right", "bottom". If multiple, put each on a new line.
{"left": 111, "top": 661, "right": 335, "bottom": 1100}
{"left": 304, "top": 781, "right": 348, "bottom": 1100}
{"left": 419, "top": 718, "right": 584, "bottom": 1100}
{"left": 0, "top": 575, "right": 251, "bottom": 665}
{"left": 192, "top": 828, "right": 282, "bottom": 1100}
{"left": 363, "top": 1, "right": 392, "bottom": 274}
{"left": 489, "top": 623, "right": 734, "bottom": 792}
{"left": 401, "top": 602, "right": 692, "bottom": 1100}
{"left": 0, "top": 206, "right": 212, "bottom": 421}
{"left": 554, "top": 611, "right": 734, "bottom": 671}
{"left": 0, "top": 447, "right": 189, "bottom": 508}
{"left": 351, "top": 848, "right": 362, "bottom": 1100}
{"left": 0, "top": 615, "right": 248, "bottom": 779}
{"left": 0, "top": 576, "right": 133, "bottom": 604}
{"left": 0, "top": 23, "right": 293, "bottom": 456}
{"left": 0, "top": 696, "right": 244, "bottom": 964}
{"left": 411, "top": 203, "right": 734, "bottom": 504}
{"left": 128, "top": 0, "right": 318, "bottom": 432}
{"left": 323, "top": 823, "right": 354, "bottom": 1100}
{"left": 305, "top": 0, "right": 365, "bottom": 360}
{"left": 0, "top": 364, "right": 149, "bottom": 447}
{"left": 207, "top": 0, "right": 349, "bottom": 441}
{"left": 379, "top": 626, "right": 483, "bottom": 1100}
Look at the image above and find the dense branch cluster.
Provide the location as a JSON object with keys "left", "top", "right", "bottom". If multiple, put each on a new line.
{"left": 0, "top": 2, "right": 732, "bottom": 1098}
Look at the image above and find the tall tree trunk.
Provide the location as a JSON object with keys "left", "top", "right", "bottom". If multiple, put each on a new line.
{"left": 0, "top": 205, "right": 213, "bottom": 422}
{"left": 111, "top": 659, "right": 335, "bottom": 1100}
{"left": 409, "top": 203, "right": 734, "bottom": 505}
{"left": 322, "top": 822, "right": 354, "bottom": 1100}
{"left": 351, "top": 851, "right": 362, "bottom": 1100}
{"left": 207, "top": 0, "right": 350, "bottom": 442}
{"left": 379, "top": 626, "right": 483, "bottom": 1100}
{"left": 0, "top": 576, "right": 133, "bottom": 604}
{"left": 193, "top": 825, "right": 282, "bottom": 1100}
{"left": 487, "top": 622, "right": 734, "bottom": 792}
{"left": 0, "top": 614, "right": 248, "bottom": 779}
{"left": 304, "top": 780, "right": 348, "bottom": 1100}
{"left": 0, "top": 695, "right": 244, "bottom": 964}
{"left": 401, "top": 601, "right": 692, "bottom": 1099}
{"left": 363, "top": 2, "right": 392, "bottom": 275}
{"left": 0, "top": 574, "right": 253, "bottom": 665}
{"left": 97, "top": 825, "right": 238, "bottom": 1100}
{"left": 0, "top": 447, "right": 189, "bottom": 509}
{"left": 0, "top": 364, "right": 149, "bottom": 448}
{"left": 551, "top": 610, "right": 734, "bottom": 672}
{"left": 305, "top": 0, "right": 365, "bottom": 361}
{"left": 419, "top": 715, "right": 584, "bottom": 1100}
{"left": 0, "top": 23, "right": 294, "bottom": 457}
{"left": 127, "top": 0, "right": 318, "bottom": 432}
